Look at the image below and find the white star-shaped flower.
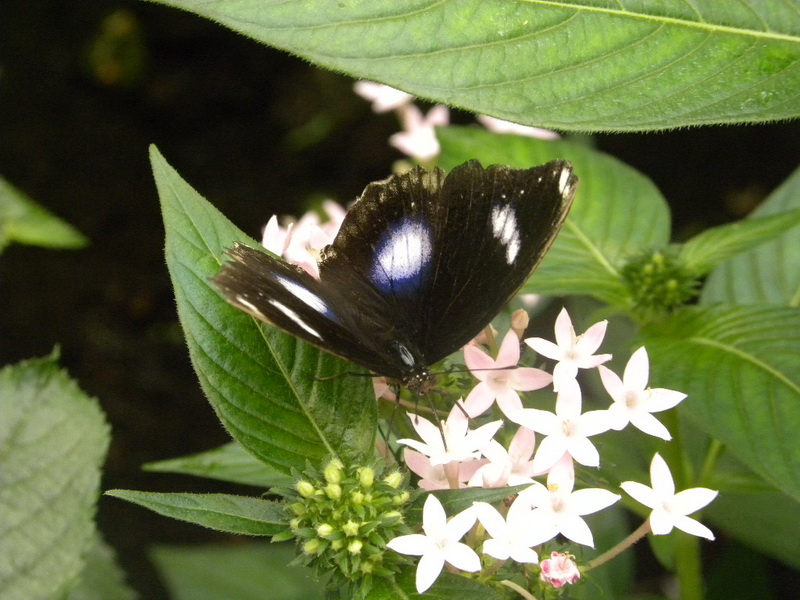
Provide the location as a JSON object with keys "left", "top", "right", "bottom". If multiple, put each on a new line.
{"left": 389, "top": 104, "right": 449, "bottom": 161}
{"left": 353, "top": 81, "right": 414, "bottom": 113}
{"left": 398, "top": 404, "right": 502, "bottom": 466}
{"left": 473, "top": 497, "right": 544, "bottom": 564}
{"left": 510, "top": 378, "right": 613, "bottom": 472}
{"left": 519, "top": 455, "right": 620, "bottom": 547}
{"left": 525, "top": 307, "right": 612, "bottom": 391}
{"left": 621, "top": 453, "right": 718, "bottom": 540}
{"left": 599, "top": 347, "right": 687, "bottom": 440}
{"left": 468, "top": 426, "right": 541, "bottom": 488}
{"left": 387, "top": 494, "right": 480, "bottom": 593}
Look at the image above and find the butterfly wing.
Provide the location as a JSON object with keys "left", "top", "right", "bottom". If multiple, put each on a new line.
{"left": 213, "top": 243, "right": 410, "bottom": 378}
{"left": 319, "top": 159, "right": 576, "bottom": 366}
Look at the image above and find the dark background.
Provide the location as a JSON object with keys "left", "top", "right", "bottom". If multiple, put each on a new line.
{"left": 2, "top": 2, "right": 799, "bottom": 598}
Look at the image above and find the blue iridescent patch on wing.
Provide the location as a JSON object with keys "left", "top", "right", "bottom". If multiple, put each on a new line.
{"left": 370, "top": 217, "right": 433, "bottom": 296}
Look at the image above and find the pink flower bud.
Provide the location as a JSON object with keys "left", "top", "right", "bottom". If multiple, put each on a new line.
{"left": 540, "top": 551, "right": 580, "bottom": 588}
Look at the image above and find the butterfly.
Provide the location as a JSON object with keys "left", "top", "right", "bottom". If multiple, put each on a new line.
{"left": 213, "top": 159, "right": 577, "bottom": 393}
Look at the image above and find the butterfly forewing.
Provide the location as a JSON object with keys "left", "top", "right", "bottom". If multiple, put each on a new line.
{"left": 214, "top": 159, "right": 576, "bottom": 387}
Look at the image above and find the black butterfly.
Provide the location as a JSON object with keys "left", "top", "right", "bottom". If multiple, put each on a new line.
{"left": 214, "top": 160, "right": 576, "bottom": 392}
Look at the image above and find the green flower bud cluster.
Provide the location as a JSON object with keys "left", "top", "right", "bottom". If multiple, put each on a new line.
{"left": 621, "top": 250, "right": 700, "bottom": 317}
{"left": 275, "top": 458, "right": 412, "bottom": 598}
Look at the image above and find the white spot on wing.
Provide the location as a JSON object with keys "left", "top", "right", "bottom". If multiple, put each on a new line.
{"left": 371, "top": 218, "right": 433, "bottom": 294}
{"left": 275, "top": 275, "right": 334, "bottom": 318}
{"left": 235, "top": 296, "right": 266, "bottom": 318}
{"left": 268, "top": 299, "right": 322, "bottom": 340}
{"left": 491, "top": 204, "right": 521, "bottom": 264}
{"left": 558, "top": 166, "right": 572, "bottom": 196}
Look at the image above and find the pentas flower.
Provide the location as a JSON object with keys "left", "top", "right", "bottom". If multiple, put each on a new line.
{"left": 387, "top": 494, "right": 480, "bottom": 593}
{"left": 540, "top": 551, "right": 580, "bottom": 588}
{"left": 397, "top": 404, "right": 502, "bottom": 467}
{"left": 511, "top": 378, "right": 614, "bottom": 472}
{"left": 404, "top": 448, "right": 485, "bottom": 491}
{"left": 389, "top": 104, "right": 449, "bottom": 162}
{"left": 621, "top": 453, "right": 718, "bottom": 540}
{"left": 473, "top": 497, "right": 546, "bottom": 564}
{"left": 599, "top": 347, "right": 687, "bottom": 440}
{"left": 463, "top": 329, "right": 552, "bottom": 418}
{"left": 353, "top": 81, "right": 414, "bottom": 113}
{"left": 260, "top": 201, "right": 347, "bottom": 278}
{"left": 468, "top": 426, "right": 541, "bottom": 488}
{"left": 525, "top": 307, "right": 612, "bottom": 391}
{"left": 476, "top": 115, "right": 561, "bottom": 140}
{"left": 519, "top": 454, "right": 620, "bottom": 547}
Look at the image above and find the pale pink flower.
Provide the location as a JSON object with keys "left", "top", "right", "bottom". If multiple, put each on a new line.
{"left": 511, "top": 379, "right": 613, "bottom": 472}
{"left": 463, "top": 330, "right": 551, "bottom": 418}
{"left": 540, "top": 551, "right": 580, "bottom": 588}
{"left": 599, "top": 347, "right": 686, "bottom": 439}
{"left": 404, "top": 448, "right": 485, "bottom": 491}
{"left": 397, "top": 404, "right": 502, "bottom": 466}
{"left": 525, "top": 308, "right": 612, "bottom": 391}
{"left": 621, "top": 453, "right": 717, "bottom": 540}
{"left": 353, "top": 81, "right": 414, "bottom": 113}
{"left": 389, "top": 104, "right": 449, "bottom": 162}
{"left": 476, "top": 115, "right": 561, "bottom": 140}
{"left": 372, "top": 377, "right": 396, "bottom": 402}
{"left": 468, "top": 426, "right": 541, "bottom": 488}
{"left": 519, "top": 454, "right": 620, "bottom": 547}
{"left": 387, "top": 495, "right": 480, "bottom": 593}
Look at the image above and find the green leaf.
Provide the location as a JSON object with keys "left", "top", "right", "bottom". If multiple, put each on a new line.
{"left": 702, "top": 164, "right": 800, "bottom": 306}
{"left": 144, "top": 441, "right": 293, "bottom": 488}
{"left": 66, "top": 533, "right": 137, "bottom": 600}
{"left": 439, "top": 126, "right": 670, "bottom": 304}
{"left": 151, "top": 542, "right": 324, "bottom": 600}
{"left": 149, "top": 0, "right": 800, "bottom": 131}
{"left": 0, "top": 176, "right": 88, "bottom": 251}
{"left": 680, "top": 208, "right": 800, "bottom": 275}
{"left": 152, "top": 145, "right": 377, "bottom": 473}
{"left": 642, "top": 305, "right": 800, "bottom": 501}
{"left": 368, "top": 568, "right": 504, "bottom": 600}
{"left": 707, "top": 486, "right": 800, "bottom": 570}
{"left": 105, "top": 490, "right": 286, "bottom": 536}
{"left": 0, "top": 355, "right": 110, "bottom": 600}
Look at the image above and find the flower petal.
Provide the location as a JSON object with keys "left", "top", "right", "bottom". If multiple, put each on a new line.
{"left": 671, "top": 488, "right": 719, "bottom": 515}
{"left": 672, "top": 515, "right": 715, "bottom": 540}
{"left": 415, "top": 551, "right": 445, "bottom": 593}
{"left": 620, "top": 481, "right": 658, "bottom": 509}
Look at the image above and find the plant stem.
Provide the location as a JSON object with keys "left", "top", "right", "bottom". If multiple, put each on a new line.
{"left": 584, "top": 519, "right": 651, "bottom": 571}
{"left": 675, "top": 531, "right": 704, "bottom": 600}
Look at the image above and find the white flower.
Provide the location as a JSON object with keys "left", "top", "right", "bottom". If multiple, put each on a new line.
{"left": 397, "top": 404, "right": 502, "bottom": 466}
{"left": 473, "top": 497, "right": 543, "bottom": 563}
{"left": 404, "top": 448, "right": 485, "bottom": 491}
{"left": 621, "top": 453, "right": 718, "bottom": 540}
{"left": 353, "top": 81, "right": 414, "bottom": 113}
{"left": 476, "top": 115, "right": 560, "bottom": 140}
{"left": 387, "top": 495, "right": 480, "bottom": 593}
{"left": 510, "top": 378, "right": 613, "bottom": 472}
{"left": 599, "top": 347, "right": 686, "bottom": 439}
{"left": 389, "top": 104, "right": 449, "bottom": 161}
{"left": 519, "top": 455, "right": 620, "bottom": 547}
{"left": 525, "top": 307, "right": 612, "bottom": 391}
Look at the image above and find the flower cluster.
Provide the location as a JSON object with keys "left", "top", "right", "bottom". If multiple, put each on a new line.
{"left": 387, "top": 309, "right": 717, "bottom": 594}
{"left": 353, "top": 81, "right": 559, "bottom": 163}
{"left": 275, "top": 459, "right": 413, "bottom": 598}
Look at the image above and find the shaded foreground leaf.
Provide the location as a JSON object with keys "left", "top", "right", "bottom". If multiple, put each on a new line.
{"left": 0, "top": 355, "right": 110, "bottom": 600}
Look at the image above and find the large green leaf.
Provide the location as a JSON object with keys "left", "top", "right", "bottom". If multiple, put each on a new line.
{"left": 702, "top": 164, "right": 800, "bottom": 306}
{"left": 105, "top": 490, "right": 285, "bottom": 536}
{"left": 151, "top": 543, "right": 324, "bottom": 600}
{"left": 66, "top": 533, "right": 137, "bottom": 600}
{"left": 0, "top": 355, "right": 110, "bottom": 600}
{"left": 439, "top": 126, "right": 670, "bottom": 304}
{"left": 144, "top": 441, "right": 293, "bottom": 488}
{"left": 152, "top": 146, "right": 377, "bottom": 473}
{"left": 0, "top": 176, "right": 88, "bottom": 251}
{"left": 642, "top": 305, "right": 800, "bottom": 501}
{"left": 150, "top": 0, "right": 800, "bottom": 130}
